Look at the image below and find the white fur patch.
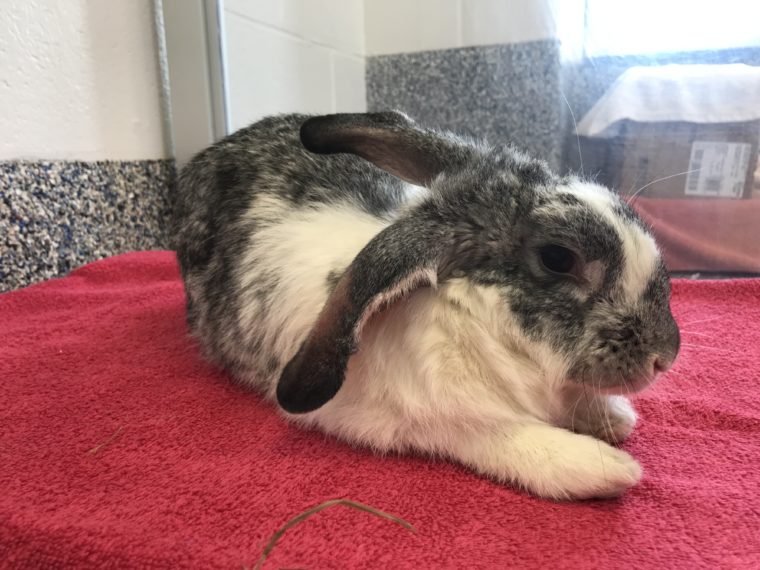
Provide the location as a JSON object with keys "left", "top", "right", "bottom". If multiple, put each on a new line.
{"left": 354, "top": 266, "right": 437, "bottom": 341}
{"left": 236, "top": 194, "right": 390, "bottom": 392}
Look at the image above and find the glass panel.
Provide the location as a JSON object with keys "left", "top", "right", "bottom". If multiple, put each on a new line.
{"left": 561, "top": 14, "right": 760, "bottom": 274}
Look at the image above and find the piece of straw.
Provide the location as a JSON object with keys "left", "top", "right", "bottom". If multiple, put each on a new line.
{"left": 87, "top": 426, "right": 123, "bottom": 455}
{"left": 253, "top": 498, "right": 416, "bottom": 570}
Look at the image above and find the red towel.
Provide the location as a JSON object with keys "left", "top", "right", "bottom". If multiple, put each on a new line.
{"left": 1, "top": 252, "right": 759, "bottom": 569}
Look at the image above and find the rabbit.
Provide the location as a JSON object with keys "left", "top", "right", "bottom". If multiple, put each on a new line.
{"left": 171, "top": 111, "right": 680, "bottom": 500}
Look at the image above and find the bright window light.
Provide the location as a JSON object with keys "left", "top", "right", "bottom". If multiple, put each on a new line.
{"left": 584, "top": 0, "right": 760, "bottom": 56}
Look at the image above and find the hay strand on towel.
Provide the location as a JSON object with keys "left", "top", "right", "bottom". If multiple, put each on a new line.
{"left": 253, "top": 499, "right": 416, "bottom": 570}
{"left": 87, "top": 426, "right": 123, "bottom": 455}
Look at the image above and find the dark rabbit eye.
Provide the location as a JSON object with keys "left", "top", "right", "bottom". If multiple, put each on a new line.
{"left": 539, "top": 244, "right": 577, "bottom": 275}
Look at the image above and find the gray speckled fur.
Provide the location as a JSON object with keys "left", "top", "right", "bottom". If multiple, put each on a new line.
{"left": 172, "top": 112, "right": 678, "bottom": 413}
{"left": 171, "top": 114, "right": 408, "bottom": 379}
{"left": 1, "top": 160, "right": 174, "bottom": 292}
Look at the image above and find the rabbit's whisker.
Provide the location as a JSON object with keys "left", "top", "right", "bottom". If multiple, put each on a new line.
{"left": 679, "top": 330, "right": 714, "bottom": 338}
{"left": 680, "top": 342, "right": 732, "bottom": 354}
{"left": 569, "top": 387, "right": 586, "bottom": 434}
{"left": 678, "top": 316, "right": 725, "bottom": 326}
{"left": 561, "top": 89, "right": 584, "bottom": 177}
{"left": 627, "top": 168, "right": 701, "bottom": 204}
{"left": 585, "top": 376, "right": 607, "bottom": 483}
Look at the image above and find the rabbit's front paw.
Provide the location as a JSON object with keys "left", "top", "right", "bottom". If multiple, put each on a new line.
{"left": 460, "top": 423, "right": 642, "bottom": 500}
{"left": 526, "top": 428, "right": 643, "bottom": 500}
{"left": 559, "top": 441, "right": 642, "bottom": 499}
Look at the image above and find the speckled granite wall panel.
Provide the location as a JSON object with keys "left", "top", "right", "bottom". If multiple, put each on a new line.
{"left": 367, "top": 40, "right": 564, "bottom": 170}
{"left": 0, "top": 160, "right": 175, "bottom": 292}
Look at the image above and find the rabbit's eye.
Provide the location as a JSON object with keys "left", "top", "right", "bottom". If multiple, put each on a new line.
{"left": 539, "top": 244, "right": 577, "bottom": 275}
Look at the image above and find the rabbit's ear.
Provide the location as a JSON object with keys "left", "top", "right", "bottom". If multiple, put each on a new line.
{"left": 276, "top": 217, "right": 448, "bottom": 413}
{"left": 300, "top": 111, "right": 473, "bottom": 186}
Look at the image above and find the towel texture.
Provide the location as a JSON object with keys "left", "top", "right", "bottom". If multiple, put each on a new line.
{"left": 1, "top": 252, "right": 759, "bottom": 569}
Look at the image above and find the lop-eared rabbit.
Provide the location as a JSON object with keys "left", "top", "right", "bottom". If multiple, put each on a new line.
{"left": 171, "top": 112, "right": 680, "bottom": 500}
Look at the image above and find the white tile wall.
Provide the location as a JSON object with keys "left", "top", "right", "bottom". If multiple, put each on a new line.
{"left": 224, "top": 0, "right": 282, "bottom": 29}
{"left": 222, "top": 0, "right": 561, "bottom": 130}
{"left": 364, "top": 0, "right": 461, "bottom": 56}
{"left": 225, "top": 13, "right": 334, "bottom": 129}
{"left": 365, "top": 0, "right": 560, "bottom": 56}
{"left": 333, "top": 52, "right": 367, "bottom": 112}
{"left": 281, "top": 0, "right": 364, "bottom": 55}
{"left": 461, "top": 0, "right": 556, "bottom": 48}
{"left": 223, "top": 0, "right": 366, "bottom": 130}
{"left": 225, "top": 0, "right": 364, "bottom": 55}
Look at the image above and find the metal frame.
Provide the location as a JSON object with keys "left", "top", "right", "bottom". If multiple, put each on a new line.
{"left": 158, "top": 0, "right": 228, "bottom": 166}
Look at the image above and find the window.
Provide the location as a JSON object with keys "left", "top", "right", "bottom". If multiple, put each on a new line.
{"left": 584, "top": 0, "right": 760, "bottom": 56}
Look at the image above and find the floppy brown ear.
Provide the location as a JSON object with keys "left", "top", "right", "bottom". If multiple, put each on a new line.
{"left": 276, "top": 217, "right": 449, "bottom": 413}
{"left": 300, "top": 111, "right": 473, "bottom": 187}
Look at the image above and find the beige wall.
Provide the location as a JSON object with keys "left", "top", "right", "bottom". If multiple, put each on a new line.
{"left": 0, "top": 0, "right": 167, "bottom": 161}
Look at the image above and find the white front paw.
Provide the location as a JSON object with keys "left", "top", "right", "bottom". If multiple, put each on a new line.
{"left": 547, "top": 437, "right": 643, "bottom": 500}
{"left": 506, "top": 424, "right": 642, "bottom": 500}
{"left": 578, "top": 445, "right": 642, "bottom": 499}
{"left": 458, "top": 423, "right": 643, "bottom": 501}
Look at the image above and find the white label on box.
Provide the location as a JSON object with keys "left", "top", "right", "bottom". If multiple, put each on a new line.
{"left": 685, "top": 141, "right": 751, "bottom": 198}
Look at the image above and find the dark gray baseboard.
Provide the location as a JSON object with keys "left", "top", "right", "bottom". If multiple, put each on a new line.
{"left": 1, "top": 160, "right": 175, "bottom": 292}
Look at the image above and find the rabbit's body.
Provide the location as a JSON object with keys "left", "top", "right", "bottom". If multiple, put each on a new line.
{"left": 174, "top": 115, "right": 429, "bottom": 398}
{"left": 172, "top": 112, "right": 679, "bottom": 500}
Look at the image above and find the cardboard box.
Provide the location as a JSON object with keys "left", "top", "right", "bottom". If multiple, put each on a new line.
{"left": 571, "top": 120, "right": 760, "bottom": 199}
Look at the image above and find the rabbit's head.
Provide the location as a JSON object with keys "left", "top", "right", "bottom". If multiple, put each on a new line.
{"left": 277, "top": 112, "right": 680, "bottom": 413}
